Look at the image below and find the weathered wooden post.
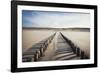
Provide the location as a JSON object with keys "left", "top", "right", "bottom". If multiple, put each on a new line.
{"left": 40, "top": 47, "right": 44, "bottom": 56}
{"left": 76, "top": 47, "right": 80, "bottom": 56}
{"left": 34, "top": 51, "right": 39, "bottom": 61}
{"left": 72, "top": 44, "right": 76, "bottom": 53}
{"left": 74, "top": 46, "right": 77, "bottom": 54}
{"left": 80, "top": 51, "right": 85, "bottom": 59}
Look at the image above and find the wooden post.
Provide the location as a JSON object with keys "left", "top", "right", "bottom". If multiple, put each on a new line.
{"left": 76, "top": 47, "right": 80, "bottom": 56}
{"left": 80, "top": 51, "right": 85, "bottom": 59}
{"left": 34, "top": 51, "right": 39, "bottom": 61}
{"left": 40, "top": 47, "right": 44, "bottom": 56}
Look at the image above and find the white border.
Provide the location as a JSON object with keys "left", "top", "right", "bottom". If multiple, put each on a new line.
{"left": 17, "top": 5, "right": 94, "bottom": 68}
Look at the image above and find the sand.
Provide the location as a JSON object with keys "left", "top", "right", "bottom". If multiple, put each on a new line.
{"left": 22, "top": 29, "right": 90, "bottom": 58}
{"left": 22, "top": 29, "right": 55, "bottom": 53}
{"left": 62, "top": 31, "right": 90, "bottom": 57}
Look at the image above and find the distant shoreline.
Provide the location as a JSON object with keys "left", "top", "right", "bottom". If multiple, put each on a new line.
{"left": 23, "top": 27, "right": 90, "bottom": 31}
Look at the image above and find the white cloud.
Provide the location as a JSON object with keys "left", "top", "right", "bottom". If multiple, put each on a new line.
{"left": 23, "top": 12, "right": 90, "bottom": 28}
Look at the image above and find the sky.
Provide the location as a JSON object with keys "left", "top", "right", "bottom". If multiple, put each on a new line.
{"left": 22, "top": 10, "right": 90, "bottom": 28}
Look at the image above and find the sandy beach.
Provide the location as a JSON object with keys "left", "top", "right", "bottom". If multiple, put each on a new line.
{"left": 22, "top": 29, "right": 90, "bottom": 60}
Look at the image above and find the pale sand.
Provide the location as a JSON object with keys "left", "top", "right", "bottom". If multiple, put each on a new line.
{"left": 22, "top": 29, "right": 55, "bottom": 53}
{"left": 22, "top": 30, "right": 90, "bottom": 58}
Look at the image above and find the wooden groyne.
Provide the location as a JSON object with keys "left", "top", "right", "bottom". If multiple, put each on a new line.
{"left": 22, "top": 33, "right": 56, "bottom": 62}
{"left": 22, "top": 32, "right": 89, "bottom": 62}
{"left": 60, "top": 32, "right": 89, "bottom": 59}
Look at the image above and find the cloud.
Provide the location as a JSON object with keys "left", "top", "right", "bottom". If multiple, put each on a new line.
{"left": 22, "top": 11, "right": 90, "bottom": 28}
